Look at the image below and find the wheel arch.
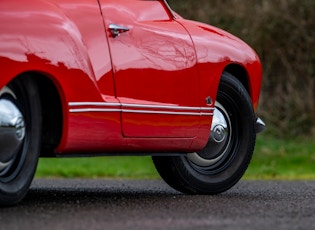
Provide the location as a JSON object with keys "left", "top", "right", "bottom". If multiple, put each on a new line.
{"left": 223, "top": 63, "right": 262, "bottom": 112}
{"left": 223, "top": 64, "right": 250, "bottom": 96}
{"left": 15, "top": 72, "right": 63, "bottom": 157}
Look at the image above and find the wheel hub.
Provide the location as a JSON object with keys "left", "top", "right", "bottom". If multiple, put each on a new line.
{"left": 0, "top": 87, "right": 25, "bottom": 172}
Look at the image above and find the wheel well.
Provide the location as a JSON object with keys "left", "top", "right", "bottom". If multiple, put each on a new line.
{"left": 224, "top": 64, "right": 250, "bottom": 94}
{"left": 31, "top": 73, "right": 63, "bottom": 157}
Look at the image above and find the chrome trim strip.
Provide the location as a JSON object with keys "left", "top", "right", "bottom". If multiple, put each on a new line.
{"left": 200, "top": 107, "right": 214, "bottom": 111}
{"left": 121, "top": 103, "right": 214, "bottom": 112}
{"left": 69, "top": 102, "right": 214, "bottom": 116}
{"left": 122, "top": 109, "right": 213, "bottom": 116}
{"left": 200, "top": 113, "right": 214, "bottom": 116}
{"left": 70, "top": 108, "right": 121, "bottom": 113}
{"left": 69, "top": 102, "right": 121, "bottom": 107}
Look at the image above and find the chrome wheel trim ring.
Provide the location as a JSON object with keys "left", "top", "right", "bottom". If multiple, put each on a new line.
{"left": 187, "top": 102, "right": 232, "bottom": 167}
{"left": 0, "top": 86, "right": 26, "bottom": 174}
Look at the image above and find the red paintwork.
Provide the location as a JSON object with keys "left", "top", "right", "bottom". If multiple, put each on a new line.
{"left": 0, "top": 0, "right": 262, "bottom": 155}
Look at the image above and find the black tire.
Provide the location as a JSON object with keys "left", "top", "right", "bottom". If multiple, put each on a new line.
{"left": 0, "top": 76, "right": 41, "bottom": 205}
{"left": 153, "top": 72, "right": 256, "bottom": 194}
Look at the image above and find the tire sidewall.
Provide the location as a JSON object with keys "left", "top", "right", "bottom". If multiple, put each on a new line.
{"left": 179, "top": 73, "right": 256, "bottom": 193}
{"left": 0, "top": 77, "right": 41, "bottom": 205}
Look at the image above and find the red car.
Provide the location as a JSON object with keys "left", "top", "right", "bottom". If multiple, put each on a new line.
{"left": 0, "top": 0, "right": 265, "bottom": 205}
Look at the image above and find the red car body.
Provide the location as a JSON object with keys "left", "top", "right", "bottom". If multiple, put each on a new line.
{"left": 0, "top": 0, "right": 264, "bottom": 205}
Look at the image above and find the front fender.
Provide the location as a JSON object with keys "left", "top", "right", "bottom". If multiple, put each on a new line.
{"left": 177, "top": 19, "right": 262, "bottom": 107}
{"left": 176, "top": 19, "right": 262, "bottom": 149}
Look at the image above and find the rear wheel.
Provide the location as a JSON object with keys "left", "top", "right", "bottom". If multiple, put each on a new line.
{"left": 0, "top": 76, "right": 41, "bottom": 205}
{"left": 153, "top": 72, "right": 256, "bottom": 194}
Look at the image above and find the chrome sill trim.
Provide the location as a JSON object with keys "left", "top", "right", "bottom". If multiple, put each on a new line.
{"left": 69, "top": 102, "right": 214, "bottom": 116}
{"left": 122, "top": 109, "right": 213, "bottom": 116}
{"left": 121, "top": 103, "right": 214, "bottom": 112}
{"left": 70, "top": 108, "right": 121, "bottom": 113}
{"left": 200, "top": 113, "right": 214, "bottom": 116}
{"left": 69, "top": 102, "right": 121, "bottom": 107}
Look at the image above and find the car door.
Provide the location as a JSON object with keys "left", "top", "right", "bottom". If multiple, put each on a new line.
{"left": 99, "top": 0, "right": 201, "bottom": 138}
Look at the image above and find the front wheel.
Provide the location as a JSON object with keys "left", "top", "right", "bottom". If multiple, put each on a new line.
{"left": 153, "top": 72, "right": 256, "bottom": 194}
{"left": 0, "top": 76, "right": 41, "bottom": 205}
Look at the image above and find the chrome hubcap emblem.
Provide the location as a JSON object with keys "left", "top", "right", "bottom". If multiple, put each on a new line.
{"left": 212, "top": 124, "right": 226, "bottom": 143}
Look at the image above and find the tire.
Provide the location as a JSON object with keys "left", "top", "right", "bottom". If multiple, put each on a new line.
{"left": 153, "top": 72, "right": 256, "bottom": 194}
{"left": 0, "top": 76, "right": 41, "bottom": 205}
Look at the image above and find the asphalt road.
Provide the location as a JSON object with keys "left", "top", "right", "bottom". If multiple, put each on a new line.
{"left": 0, "top": 179, "right": 314, "bottom": 230}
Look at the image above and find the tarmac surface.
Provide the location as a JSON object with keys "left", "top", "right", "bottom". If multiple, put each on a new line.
{"left": 1, "top": 179, "right": 314, "bottom": 230}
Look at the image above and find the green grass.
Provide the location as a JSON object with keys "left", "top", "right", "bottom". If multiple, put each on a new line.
{"left": 35, "top": 134, "right": 315, "bottom": 180}
{"left": 244, "top": 135, "right": 315, "bottom": 180}
{"left": 36, "top": 156, "right": 159, "bottom": 179}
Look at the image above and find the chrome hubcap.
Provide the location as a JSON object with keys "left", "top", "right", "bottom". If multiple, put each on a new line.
{"left": 187, "top": 102, "right": 232, "bottom": 167}
{"left": 0, "top": 87, "right": 25, "bottom": 172}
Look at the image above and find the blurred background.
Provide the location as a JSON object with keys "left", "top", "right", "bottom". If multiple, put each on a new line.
{"left": 169, "top": 0, "right": 315, "bottom": 138}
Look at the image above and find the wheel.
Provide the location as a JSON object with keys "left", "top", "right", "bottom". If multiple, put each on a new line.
{"left": 0, "top": 76, "right": 41, "bottom": 205}
{"left": 153, "top": 72, "right": 256, "bottom": 194}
